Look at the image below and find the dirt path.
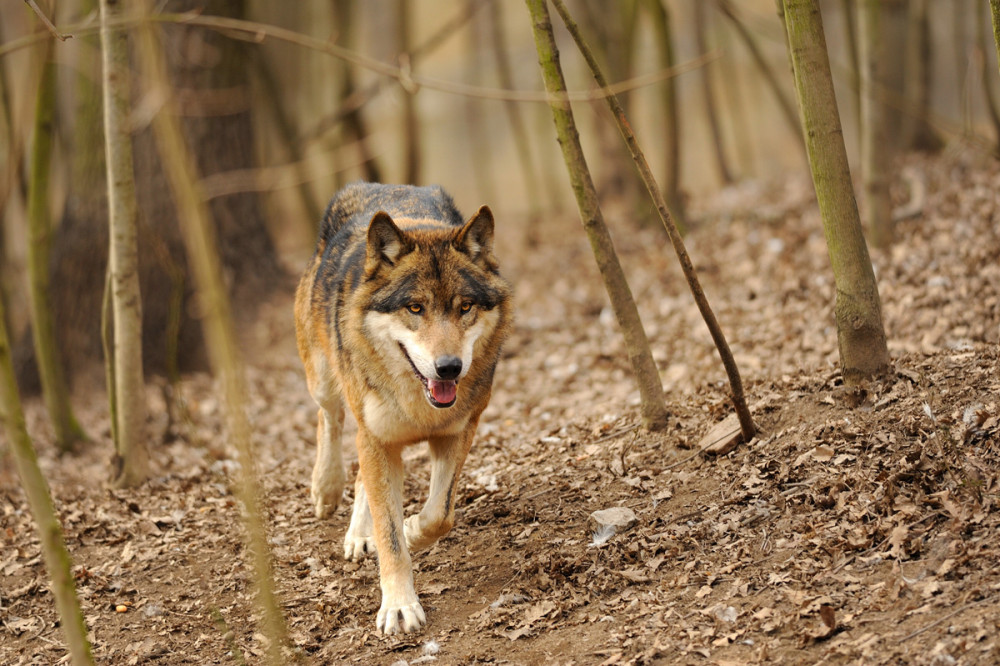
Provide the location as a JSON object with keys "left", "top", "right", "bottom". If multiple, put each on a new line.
{"left": 2, "top": 153, "right": 999, "bottom": 664}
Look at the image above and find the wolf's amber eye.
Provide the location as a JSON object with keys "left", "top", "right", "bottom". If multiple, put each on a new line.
{"left": 460, "top": 301, "right": 474, "bottom": 314}
{"left": 407, "top": 303, "right": 423, "bottom": 314}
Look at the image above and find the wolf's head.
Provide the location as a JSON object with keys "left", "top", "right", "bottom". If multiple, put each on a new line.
{"left": 361, "top": 206, "right": 510, "bottom": 409}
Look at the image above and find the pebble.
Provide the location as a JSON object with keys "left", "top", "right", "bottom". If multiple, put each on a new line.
{"left": 589, "top": 507, "right": 638, "bottom": 533}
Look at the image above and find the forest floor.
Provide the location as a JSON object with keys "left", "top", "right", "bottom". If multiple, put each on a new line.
{"left": 2, "top": 151, "right": 999, "bottom": 665}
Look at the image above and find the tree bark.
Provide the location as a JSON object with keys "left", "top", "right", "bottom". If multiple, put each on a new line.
{"left": 25, "top": 30, "right": 86, "bottom": 451}
{"left": 0, "top": 298, "right": 93, "bottom": 666}
{"left": 525, "top": 0, "right": 670, "bottom": 432}
{"left": 134, "top": 7, "right": 288, "bottom": 662}
{"left": 550, "top": 0, "right": 755, "bottom": 443}
{"left": 858, "top": 0, "right": 894, "bottom": 248}
{"left": 100, "top": 0, "right": 149, "bottom": 487}
{"left": 782, "top": 0, "right": 891, "bottom": 384}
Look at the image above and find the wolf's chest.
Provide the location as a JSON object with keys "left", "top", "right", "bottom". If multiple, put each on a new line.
{"left": 361, "top": 392, "right": 470, "bottom": 444}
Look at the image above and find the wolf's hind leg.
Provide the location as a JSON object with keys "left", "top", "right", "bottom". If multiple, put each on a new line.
{"left": 344, "top": 474, "right": 377, "bottom": 560}
{"left": 405, "top": 429, "right": 474, "bottom": 552}
{"left": 311, "top": 400, "right": 346, "bottom": 519}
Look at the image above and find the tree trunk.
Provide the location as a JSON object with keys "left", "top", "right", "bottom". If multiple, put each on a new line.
{"left": 100, "top": 0, "right": 149, "bottom": 487}
{"left": 16, "top": 0, "right": 285, "bottom": 397}
{"left": 901, "top": 0, "right": 944, "bottom": 152}
{"left": 695, "top": 1, "right": 735, "bottom": 185}
{"left": 25, "top": 30, "right": 86, "bottom": 451}
{"left": 644, "top": 0, "right": 685, "bottom": 227}
{"left": 465, "top": 0, "right": 496, "bottom": 205}
{"left": 716, "top": 0, "right": 805, "bottom": 157}
{"left": 977, "top": 3, "right": 1000, "bottom": 151}
{"left": 782, "top": 0, "right": 891, "bottom": 384}
{"left": 398, "top": 0, "right": 420, "bottom": 184}
{"left": 858, "top": 0, "right": 893, "bottom": 248}
{"left": 0, "top": 297, "right": 93, "bottom": 666}
{"left": 840, "top": 0, "right": 861, "bottom": 125}
{"left": 333, "top": 0, "right": 383, "bottom": 184}
{"left": 489, "top": 0, "right": 543, "bottom": 224}
{"left": 134, "top": 8, "right": 289, "bottom": 662}
{"left": 990, "top": 0, "right": 1000, "bottom": 77}
{"left": 550, "top": 0, "right": 756, "bottom": 443}
{"left": 524, "top": 0, "right": 670, "bottom": 432}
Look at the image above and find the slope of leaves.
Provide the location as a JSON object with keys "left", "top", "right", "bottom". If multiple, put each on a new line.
{"left": 1, "top": 152, "right": 998, "bottom": 664}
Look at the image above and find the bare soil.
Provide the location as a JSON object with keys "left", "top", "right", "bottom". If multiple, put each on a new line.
{"left": 2, "top": 152, "right": 999, "bottom": 665}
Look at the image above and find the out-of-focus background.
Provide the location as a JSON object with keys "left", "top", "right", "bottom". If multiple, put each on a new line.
{"left": 2, "top": 0, "right": 997, "bottom": 392}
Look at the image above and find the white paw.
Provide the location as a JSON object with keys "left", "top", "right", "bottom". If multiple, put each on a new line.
{"left": 377, "top": 598, "right": 426, "bottom": 635}
{"left": 311, "top": 483, "right": 342, "bottom": 520}
{"left": 343, "top": 533, "right": 377, "bottom": 561}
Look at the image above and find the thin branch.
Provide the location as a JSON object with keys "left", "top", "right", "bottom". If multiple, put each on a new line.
{"left": 0, "top": 12, "right": 717, "bottom": 105}
{"left": 24, "top": 0, "right": 72, "bottom": 41}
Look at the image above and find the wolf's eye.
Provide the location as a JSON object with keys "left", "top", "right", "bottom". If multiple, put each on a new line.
{"left": 460, "top": 301, "right": 474, "bottom": 314}
{"left": 407, "top": 303, "right": 423, "bottom": 314}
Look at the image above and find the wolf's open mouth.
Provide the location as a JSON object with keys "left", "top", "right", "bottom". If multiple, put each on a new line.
{"left": 399, "top": 344, "right": 457, "bottom": 408}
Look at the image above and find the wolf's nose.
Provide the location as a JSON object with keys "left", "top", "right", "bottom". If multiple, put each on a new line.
{"left": 435, "top": 355, "right": 462, "bottom": 380}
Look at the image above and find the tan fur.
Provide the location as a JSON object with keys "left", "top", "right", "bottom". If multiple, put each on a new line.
{"left": 295, "top": 183, "right": 511, "bottom": 634}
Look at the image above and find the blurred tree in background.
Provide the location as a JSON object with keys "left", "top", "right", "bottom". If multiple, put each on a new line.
{"left": 0, "top": 0, "right": 998, "bottom": 427}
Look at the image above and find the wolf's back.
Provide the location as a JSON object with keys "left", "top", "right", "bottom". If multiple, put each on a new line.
{"left": 317, "top": 182, "right": 464, "bottom": 254}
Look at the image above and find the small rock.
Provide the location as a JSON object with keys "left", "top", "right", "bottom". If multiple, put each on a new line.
{"left": 589, "top": 507, "right": 638, "bottom": 534}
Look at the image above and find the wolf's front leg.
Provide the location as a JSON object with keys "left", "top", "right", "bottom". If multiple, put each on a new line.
{"left": 311, "top": 402, "right": 346, "bottom": 519}
{"left": 404, "top": 428, "right": 474, "bottom": 552}
{"left": 355, "top": 431, "right": 425, "bottom": 634}
{"left": 343, "top": 474, "right": 376, "bottom": 560}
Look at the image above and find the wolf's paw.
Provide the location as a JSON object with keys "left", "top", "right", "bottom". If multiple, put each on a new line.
{"left": 311, "top": 483, "right": 343, "bottom": 520}
{"left": 343, "top": 533, "right": 377, "bottom": 561}
{"left": 377, "top": 598, "right": 426, "bottom": 635}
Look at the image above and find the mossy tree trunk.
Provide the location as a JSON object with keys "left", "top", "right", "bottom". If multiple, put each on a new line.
{"left": 100, "top": 0, "right": 149, "bottom": 487}
{"left": 858, "top": 0, "right": 894, "bottom": 248}
{"left": 25, "top": 28, "right": 86, "bottom": 451}
{"left": 782, "top": 0, "right": 891, "bottom": 384}
{"left": 0, "top": 297, "right": 93, "bottom": 665}
{"left": 525, "top": 0, "right": 670, "bottom": 432}
{"left": 990, "top": 1, "right": 1000, "bottom": 78}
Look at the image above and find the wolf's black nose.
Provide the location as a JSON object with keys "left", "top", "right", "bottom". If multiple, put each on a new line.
{"left": 435, "top": 355, "right": 462, "bottom": 380}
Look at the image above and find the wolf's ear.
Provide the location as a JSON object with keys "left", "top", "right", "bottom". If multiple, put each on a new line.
{"left": 366, "top": 211, "right": 410, "bottom": 270}
{"left": 456, "top": 206, "right": 497, "bottom": 269}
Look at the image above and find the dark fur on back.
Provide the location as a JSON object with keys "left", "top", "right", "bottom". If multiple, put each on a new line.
{"left": 317, "top": 182, "right": 463, "bottom": 252}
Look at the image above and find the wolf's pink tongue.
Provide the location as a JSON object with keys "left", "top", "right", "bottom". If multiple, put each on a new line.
{"left": 428, "top": 379, "right": 457, "bottom": 404}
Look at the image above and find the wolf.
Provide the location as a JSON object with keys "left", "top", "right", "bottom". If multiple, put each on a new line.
{"left": 294, "top": 182, "right": 512, "bottom": 634}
